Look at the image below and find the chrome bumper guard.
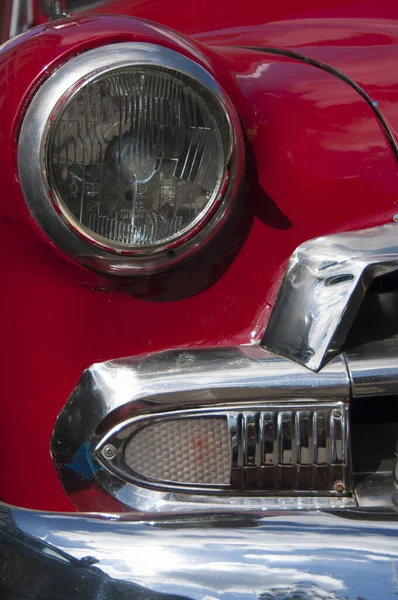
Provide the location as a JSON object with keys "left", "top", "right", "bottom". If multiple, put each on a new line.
{"left": 50, "top": 338, "right": 398, "bottom": 513}
{"left": 1, "top": 503, "right": 398, "bottom": 600}
{"left": 263, "top": 222, "right": 398, "bottom": 371}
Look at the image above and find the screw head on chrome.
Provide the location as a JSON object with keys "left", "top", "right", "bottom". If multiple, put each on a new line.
{"left": 332, "top": 409, "right": 343, "bottom": 419}
{"left": 102, "top": 444, "right": 117, "bottom": 460}
{"left": 333, "top": 480, "right": 345, "bottom": 493}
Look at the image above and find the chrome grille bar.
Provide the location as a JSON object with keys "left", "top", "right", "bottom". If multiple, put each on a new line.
{"left": 225, "top": 404, "right": 349, "bottom": 494}
{"left": 54, "top": 342, "right": 398, "bottom": 513}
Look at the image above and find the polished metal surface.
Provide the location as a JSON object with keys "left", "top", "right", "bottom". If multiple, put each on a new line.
{"left": 9, "top": 0, "right": 33, "bottom": 39}
{"left": 97, "top": 402, "right": 350, "bottom": 495}
{"left": 9, "top": 0, "right": 20, "bottom": 38}
{"left": 9, "top": 0, "right": 21, "bottom": 39}
{"left": 263, "top": 222, "right": 398, "bottom": 371}
{"left": 355, "top": 472, "right": 398, "bottom": 509}
{"left": 18, "top": 43, "right": 244, "bottom": 275}
{"left": 1, "top": 503, "right": 398, "bottom": 599}
{"left": 346, "top": 338, "right": 398, "bottom": 397}
{"left": 229, "top": 403, "right": 350, "bottom": 493}
{"left": 51, "top": 346, "right": 350, "bottom": 512}
{"left": 48, "top": 0, "right": 69, "bottom": 19}
{"left": 51, "top": 339, "right": 398, "bottom": 512}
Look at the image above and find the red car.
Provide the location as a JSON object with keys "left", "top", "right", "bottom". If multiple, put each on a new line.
{"left": 0, "top": 0, "right": 397, "bottom": 598}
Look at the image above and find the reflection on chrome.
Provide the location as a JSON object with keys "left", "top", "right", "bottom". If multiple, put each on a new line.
{"left": 1, "top": 505, "right": 398, "bottom": 600}
{"left": 263, "top": 222, "right": 398, "bottom": 371}
{"left": 51, "top": 346, "right": 352, "bottom": 512}
{"left": 50, "top": 340, "right": 398, "bottom": 513}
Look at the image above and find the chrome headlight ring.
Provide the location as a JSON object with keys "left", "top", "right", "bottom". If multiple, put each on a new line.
{"left": 18, "top": 43, "right": 244, "bottom": 275}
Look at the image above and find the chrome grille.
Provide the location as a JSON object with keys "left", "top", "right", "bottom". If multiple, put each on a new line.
{"left": 229, "top": 406, "right": 348, "bottom": 492}
{"left": 97, "top": 402, "right": 350, "bottom": 495}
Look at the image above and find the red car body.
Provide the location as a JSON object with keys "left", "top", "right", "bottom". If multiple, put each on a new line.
{"left": 1, "top": 0, "right": 398, "bottom": 512}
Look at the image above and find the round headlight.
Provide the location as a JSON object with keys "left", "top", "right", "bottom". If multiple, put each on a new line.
{"left": 18, "top": 43, "right": 243, "bottom": 275}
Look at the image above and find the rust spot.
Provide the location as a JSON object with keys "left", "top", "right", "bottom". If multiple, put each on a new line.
{"left": 247, "top": 124, "right": 258, "bottom": 139}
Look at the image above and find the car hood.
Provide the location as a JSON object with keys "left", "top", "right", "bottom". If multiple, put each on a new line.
{"left": 85, "top": 0, "right": 398, "bottom": 39}
{"left": 84, "top": 0, "right": 398, "bottom": 154}
{"left": 196, "top": 18, "right": 398, "bottom": 156}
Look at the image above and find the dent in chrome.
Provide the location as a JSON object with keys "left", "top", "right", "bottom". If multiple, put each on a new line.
{"left": 263, "top": 222, "right": 398, "bottom": 371}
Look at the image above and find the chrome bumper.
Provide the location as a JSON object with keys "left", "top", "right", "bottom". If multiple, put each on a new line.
{"left": 1, "top": 503, "right": 398, "bottom": 599}
{"left": 50, "top": 339, "right": 398, "bottom": 513}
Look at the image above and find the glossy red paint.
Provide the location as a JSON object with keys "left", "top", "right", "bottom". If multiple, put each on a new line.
{"left": 83, "top": 0, "right": 398, "bottom": 37}
{"left": 83, "top": 0, "right": 398, "bottom": 149}
{"left": 193, "top": 18, "right": 398, "bottom": 164}
{"left": 1, "top": 12, "right": 398, "bottom": 511}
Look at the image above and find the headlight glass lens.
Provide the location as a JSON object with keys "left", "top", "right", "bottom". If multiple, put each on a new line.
{"left": 47, "top": 65, "right": 232, "bottom": 252}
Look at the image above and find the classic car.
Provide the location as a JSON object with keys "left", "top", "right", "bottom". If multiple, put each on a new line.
{"left": 0, "top": 0, "right": 398, "bottom": 598}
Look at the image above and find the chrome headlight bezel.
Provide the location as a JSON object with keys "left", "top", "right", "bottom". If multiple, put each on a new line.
{"left": 18, "top": 42, "right": 244, "bottom": 275}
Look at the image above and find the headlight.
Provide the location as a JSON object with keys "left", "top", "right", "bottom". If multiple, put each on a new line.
{"left": 18, "top": 43, "right": 243, "bottom": 275}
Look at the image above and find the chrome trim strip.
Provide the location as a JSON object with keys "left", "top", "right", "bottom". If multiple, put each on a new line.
{"left": 9, "top": 0, "right": 21, "bottom": 39}
{"left": 26, "top": 0, "right": 33, "bottom": 27}
{"left": 71, "top": 0, "right": 109, "bottom": 12}
{"left": 9, "top": 0, "right": 33, "bottom": 39}
{"left": 263, "top": 222, "right": 398, "bottom": 371}
{"left": 1, "top": 503, "right": 397, "bottom": 600}
{"left": 346, "top": 338, "right": 398, "bottom": 397}
{"left": 18, "top": 42, "right": 244, "bottom": 275}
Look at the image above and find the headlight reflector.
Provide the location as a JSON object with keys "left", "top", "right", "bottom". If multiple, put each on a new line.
{"left": 48, "top": 65, "right": 231, "bottom": 252}
{"left": 18, "top": 43, "right": 243, "bottom": 274}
